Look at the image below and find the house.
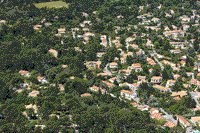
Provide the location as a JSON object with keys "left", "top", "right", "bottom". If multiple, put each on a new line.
{"left": 190, "top": 79, "right": 198, "bottom": 85}
{"left": 170, "top": 49, "right": 181, "bottom": 54}
{"left": 190, "top": 117, "right": 200, "bottom": 126}
{"left": 19, "top": 70, "right": 31, "bottom": 78}
{"left": 97, "top": 72, "right": 110, "bottom": 77}
{"left": 182, "top": 24, "right": 190, "bottom": 31}
{"left": 151, "top": 113, "right": 164, "bottom": 120}
{"left": 169, "top": 9, "right": 175, "bottom": 14}
{"left": 0, "top": 20, "right": 6, "bottom": 25}
{"left": 37, "top": 76, "right": 48, "bottom": 84}
{"left": 149, "top": 68, "right": 153, "bottom": 74}
{"left": 129, "top": 44, "right": 138, "bottom": 49}
{"left": 145, "top": 39, "right": 154, "bottom": 48}
{"left": 128, "top": 83, "right": 139, "bottom": 91}
{"left": 109, "top": 77, "right": 120, "bottom": 83}
{"left": 48, "top": 49, "right": 58, "bottom": 58}
{"left": 173, "top": 96, "right": 181, "bottom": 101}
{"left": 163, "top": 121, "right": 176, "bottom": 128}
{"left": 44, "top": 22, "right": 52, "bottom": 27}
{"left": 96, "top": 52, "right": 105, "bottom": 58}
{"left": 90, "top": 86, "right": 99, "bottom": 92}
{"left": 28, "top": 90, "right": 39, "bottom": 97}
{"left": 179, "top": 15, "right": 190, "bottom": 22}
{"left": 137, "top": 76, "right": 147, "bottom": 82}
{"left": 58, "top": 28, "right": 65, "bottom": 34}
{"left": 130, "top": 102, "right": 139, "bottom": 107}
{"left": 153, "top": 84, "right": 169, "bottom": 92}
{"left": 151, "top": 17, "right": 160, "bottom": 23}
{"left": 102, "top": 81, "right": 115, "bottom": 89}
{"left": 119, "top": 69, "right": 132, "bottom": 76}
{"left": 58, "top": 84, "right": 65, "bottom": 91}
{"left": 33, "top": 25, "right": 42, "bottom": 30}
{"left": 151, "top": 76, "right": 162, "bottom": 84}
{"left": 121, "top": 90, "right": 136, "bottom": 100}
{"left": 171, "top": 91, "right": 187, "bottom": 98}
{"left": 173, "top": 74, "right": 180, "bottom": 80}
{"left": 128, "top": 63, "right": 143, "bottom": 72}
{"left": 150, "top": 108, "right": 159, "bottom": 114}
{"left": 163, "top": 30, "right": 185, "bottom": 39}
{"left": 166, "top": 80, "right": 176, "bottom": 88}
{"left": 25, "top": 104, "right": 38, "bottom": 113}
{"left": 109, "top": 62, "right": 118, "bottom": 69}
{"left": 120, "top": 57, "right": 126, "bottom": 64}
{"left": 175, "top": 115, "right": 191, "bottom": 128}
{"left": 81, "top": 93, "right": 92, "bottom": 97}
{"left": 85, "top": 61, "right": 101, "bottom": 69}
{"left": 170, "top": 42, "right": 185, "bottom": 49}
{"left": 186, "top": 72, "right": 194, "bottom": 78}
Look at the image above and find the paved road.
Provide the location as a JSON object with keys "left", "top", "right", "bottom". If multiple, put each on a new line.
{"left": 189, "top": 91, "right": 200, "bottom": 106}
{"left": 150, "top": 50, "right": 164, "bottom": 71}
{"left": 103, "top": 63, "right": 112, "bottom": 76}
{"left": 108, "top": 36, "right": 112, "bottom": 47}
{"left": 160, "top": 108, "right": 177, "bottom": 124}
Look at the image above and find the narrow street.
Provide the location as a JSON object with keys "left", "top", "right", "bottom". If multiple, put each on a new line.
{"left": 160, "top": 108, "right": 177, "bottom": 125}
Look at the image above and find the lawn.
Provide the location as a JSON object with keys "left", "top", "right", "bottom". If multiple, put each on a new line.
{"left": 34, "top": 1, "right": 69, "bottom": 8}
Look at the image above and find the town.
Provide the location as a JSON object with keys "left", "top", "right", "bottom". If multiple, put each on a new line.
{"left": 0, "top": 0, "right": 200, "bottom": 132}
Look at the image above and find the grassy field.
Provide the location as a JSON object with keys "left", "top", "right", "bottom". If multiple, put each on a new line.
{"left": 34, "top": 1, "right": 69, "bottom": 8}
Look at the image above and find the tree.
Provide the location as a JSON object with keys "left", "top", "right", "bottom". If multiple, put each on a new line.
{"left": 138, "top": 83, "right": 155, "bottom": 98}
{"left": 171, "top": 77, "right": 184, "bottom": 92}
{"left": 162, "top": 65, "right": 173, "bottom": 80}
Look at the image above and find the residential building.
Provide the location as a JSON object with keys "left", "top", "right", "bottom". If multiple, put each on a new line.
{"left": 153, "top": 84, "right": 169, "bottom": 92}
{"left": 166, "top": 80, "right": 176, "bottom": 88}
{"left": 175, "top": 115, "right": 191, "bottom": 128}
{"left": 102, "top": 81, "right": 115, "bottom": 89}
{"left": 163, "top": 121, "right": 176, "bottom": 128}
{"left": 109, "top": 62, "right": 118, "bottom": 69}
{"left": 151, "top": 113, "right": 164, "bottom": 120}
{"left": 150, "top": 108, "right": 159, "bottom": 114}
{"left": 121, "top": 90, "right": 136, "bottom": 100}
{"left": 19, "top": 70, "right": 31, "bottom": 78}
{"left": 37, "top": 76, "right": 48, "bottom": 84}
{"left": 138, "top": 76, "right": 147, "bottom": 81}
{"left": 81, "top": 93, "right": 92, "bottom": 97}
{"left": 190, "top": 117, "right": 200, "bottom": 126}
{"left": 48, "top": 49, "right": 58, "bottom": 58}
{"left": 151, "top": 76, "right": 162, "bottom": 84}
{"left": 28, "top": 90, "right": 39, "bottom": 97}
{"left": 119, "top": 69, "right": 132, "bottom": 76}
{"left": 163, "top": 30, "right": 185, "bottom": 39}
{"left": 128, "top": 63, "right": 143, "bottom": 72}
{"left": 171, "top": 91, "right": 187, "bottom": 98}
{"left": 96, "top": 52, "right": 105, "bottom": 58}
{"left": 58, "top": 27, "right": 65, "bottom": 34}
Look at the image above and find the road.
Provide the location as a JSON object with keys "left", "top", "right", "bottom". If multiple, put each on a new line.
{"left": 189, "top": 91, "right": 200, "bottom": 106}
{"left": 149, "top": 50, "right": 164, "bottom": 71}
{"left": 103, "top": 63, "right": 112, "bottom": 76}
{"left": 108, "top": 36, "right": 112, "bottom": 47}
{"left": 160, "top": 108, "right": 177, "bottom": 125}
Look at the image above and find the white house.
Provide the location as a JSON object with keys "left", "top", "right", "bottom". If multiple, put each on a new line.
{"left": 128, "top": 63, "right": 143, "bottom": 72}
{"left": 109, "top": 62, "right": 118, "bottom": 69}
{"left": 19, "top": 70, "right": 31, "bottom": 78}
{"left": 37, "top": 76, "right": 48, "bottom": 84}
{"left": 121, "top": 90, "right": 136, "bottom": 100}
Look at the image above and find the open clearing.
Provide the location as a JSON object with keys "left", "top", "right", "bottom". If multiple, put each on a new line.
{"left": 34, "top": 1, "right": 69, "bottom": 8}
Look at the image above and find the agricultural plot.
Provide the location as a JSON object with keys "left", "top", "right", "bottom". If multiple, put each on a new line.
{"left": 34, "top": 1, "right": 69, "bottom": 8}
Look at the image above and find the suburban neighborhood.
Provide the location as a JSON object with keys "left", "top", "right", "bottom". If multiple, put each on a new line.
{"left": 1, "top": 0, "right": 200, "bottom": 132}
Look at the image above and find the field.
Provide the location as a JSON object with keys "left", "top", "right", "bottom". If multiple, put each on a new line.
{"left": 34, "top": 1, "right": 69, "bottom": 8}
